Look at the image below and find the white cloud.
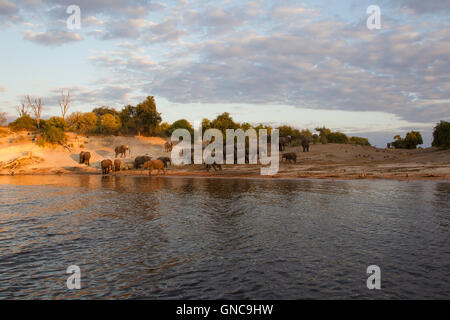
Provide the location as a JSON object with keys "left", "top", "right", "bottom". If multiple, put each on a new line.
{"left": 24, "top": 30, "right": 83, "bottom": 46}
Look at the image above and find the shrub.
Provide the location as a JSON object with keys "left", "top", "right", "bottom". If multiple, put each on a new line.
{"left": 350, "top": 136, "right": 371, "bottom": 146}
{"left": 392, "top": 131, "right": 423, "bottom": 149}
{"left": 432, "top": 121, "right": 450, "bottom": 149}
{"left": 40, "top": 123, "right": 66, "bottom": 145}
{"left": 45, "top": 116, "right": 66, "bottom": 130}
{"left": 327, "top": 132, "right": 349, "bottom": 144}
{"left": 8, "top": 115, "right": 36, "bottom": 131}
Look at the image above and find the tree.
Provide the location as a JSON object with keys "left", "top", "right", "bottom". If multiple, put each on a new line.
{"left": 59, "top": 89, "right": 70, "bottom": 120}
{"left": 166, "top": 119, "right": 194, "bottom": 136}
{"left": 16, "top": 103, "right": 29, "bottom": 117}
{"left": 119, "top": 105, "right": 138, "bottom": 134}
{"left": 135, "top": 96, "right": 162, "bottom": 136}
{"left": 211, "top": 112, "right": 239, "bottom": 135}
{"left": 100, "top": 114, "right": 121, "bottom": 134}
{"left": 315, "top": 126, "right": 331, "bottom": 144}
{"left": 67, "top": 112, "right": 98, "bottom": 134}
{"left": 92, "top": 106, "right": 119, "bottom": 118}
{"left": 27, "top": 95, "right": 43, "bottom": 129}
{"left": 392, "top": 131, "right": 423, "bottom": 149}
{"left": 202, "top": 118, "right": 212, "bottom": 134}
{"left": 404, "top": 131, "right": 423, "bottom": 149}
{"left": 0, "top": 111, "right": 6, "bottom": 126}
{"left": 432, "top": 121, "right": 450, "bottom": 149}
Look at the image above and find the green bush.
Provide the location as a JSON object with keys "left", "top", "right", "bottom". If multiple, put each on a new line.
{"left": 41, "top": 125, "right": 66, "bottom": 145}
{"left": 350, "top": 136, "right": 371, "bottom": 146}
{"left": 8, "top": 115, "right": 36, "bottom": 131}
{"left": 432, "top": 121, "right": 450, "bottom": 149}
{"left": 327, "top": 132, "right": 349, "bottom": 144}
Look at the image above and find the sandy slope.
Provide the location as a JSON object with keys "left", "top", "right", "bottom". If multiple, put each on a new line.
{"left": 0, "top": 131, "right": 449, "bottom": 180}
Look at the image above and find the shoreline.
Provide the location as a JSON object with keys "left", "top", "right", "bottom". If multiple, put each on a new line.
{"left": 1, "top": 170, "right": 448, "bottom": 181}
{"left": 1, "top": 132, "right": 449, "bottom": 182}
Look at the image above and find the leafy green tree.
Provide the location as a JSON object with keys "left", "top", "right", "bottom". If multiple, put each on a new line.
{"left": 8, "top": 115, "right": 36, "bottom": 131}
{"left": 67, "top": 112, "right": 98, "bottom": 134}
{"left": 100, "top": 114, "right": 121, "bottom": 134}
{"left": 135, "top": 96, "right": 162, "bottom": 135}
{"left": 240, "top": 122, "right": 252, "bottom": 131}
{"left": 432, "top": 121, "right": 450, "bottom": 149}
{"left": 211, "top": 112, "right": 239, "bottom": 135}
{"left": 392, "top": 131, "right": 423, "bottom": 149}
{"left": 166, "top": 119, "right": 194, "bottom": 136}
{"left": 92, "top": 106, "right": 119, "bottom": 118}
{"left": 202, "top": 118, "right": 212, "bottom": 134}
{"left": 119, "top": 105, "right": 138, "bottom": 134}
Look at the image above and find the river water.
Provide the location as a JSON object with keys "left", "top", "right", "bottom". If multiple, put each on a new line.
{"left": 0, "top": 175, "right": 448, "bottom": 299}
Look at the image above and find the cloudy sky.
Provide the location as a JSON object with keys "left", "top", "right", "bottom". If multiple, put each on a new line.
{"left": 0, "top": 0, "right": 449, "bottom": 146}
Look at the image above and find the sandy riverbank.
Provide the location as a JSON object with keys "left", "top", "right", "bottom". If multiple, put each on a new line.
{"left": 1, "top": 131, "right": 449, "bottom": 180}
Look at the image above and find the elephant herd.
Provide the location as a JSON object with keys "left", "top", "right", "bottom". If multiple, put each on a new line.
{"left": 78, "top": 144, "right": 172, "bottom": 176}
{"left": 80, "top": 138, "right": 309, "bottom": 175}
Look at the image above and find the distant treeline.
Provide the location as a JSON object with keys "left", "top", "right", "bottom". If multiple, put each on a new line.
{"left": 2, "top": 96, "right": 449, "bottom": 149}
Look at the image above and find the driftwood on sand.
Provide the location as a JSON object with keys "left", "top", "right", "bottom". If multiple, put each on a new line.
{"left": 0, "top": 152, "right": 44, "bottom": 175}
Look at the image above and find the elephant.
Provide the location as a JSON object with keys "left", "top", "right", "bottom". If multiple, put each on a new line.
{"left": 143, "top": 160, "right": 166, "bottom": 176}
{"left": 115, "top": 145, "right": 131, "bottom": 158}
{"left": 301, "top": 139, "right": 310, "bottom": 152}
{"left": 101, "top": 159, "right": 113, "bottom": 175}
{"left": 279, "top": 136, "right": 292, "bottom": 151}
{"left": 114, "top": 159, "right": 123, "bottom": 172}
{"left": 79, "top": 151, "right": 91, "bottom": 166}
{"left": 134, "top": 155, "right": 152, "bottom": 169}
{"left": 282, "top": 152, "right": 297, "bottom": 163}
{"left": 164, "top": 141, "right": 173, "bottom": 152}
{"left": 157, "top": 156, "right": 172, "bottom": 168}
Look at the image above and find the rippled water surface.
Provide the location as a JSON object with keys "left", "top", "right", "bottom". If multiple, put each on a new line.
{"left": 0, "top": 175, "right": 449, "bottom": 299}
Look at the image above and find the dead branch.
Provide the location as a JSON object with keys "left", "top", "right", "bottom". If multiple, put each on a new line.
{"left": 59, "top": 89, "right": 70, "bottom": 120}
{"left": 27, "top": 95, "right": 43, "bottom": 128}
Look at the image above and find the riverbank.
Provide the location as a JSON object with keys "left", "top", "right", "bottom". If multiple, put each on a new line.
{"left": 1, "top": 131, "right": 449, "bottom": 180}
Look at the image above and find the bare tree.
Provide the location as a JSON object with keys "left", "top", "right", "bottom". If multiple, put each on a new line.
{"left": 15, "top": 103, "right": 29, "bottom": 117}
{"left": 27, "top": 95, "right": 43, "bottom": 129}
{"left": 59, "top": 89, "right": 70, "bottom": 120}
{"left": 0, "top": 111, "right": 7, "bottom": 126}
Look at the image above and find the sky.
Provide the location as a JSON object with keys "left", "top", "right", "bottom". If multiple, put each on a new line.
{"left": 0, "top": 0, "right": 449, "bottom": 147}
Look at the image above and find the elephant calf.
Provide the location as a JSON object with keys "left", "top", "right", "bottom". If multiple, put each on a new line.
{"left": 101, "top": 159, "right": 113, "bottom": 175}
{"left": 114, "top": 159, "right": 123, "bottom": 172}
{"left": 143, "top": 160, "right": 166, "bottom": 176}
{"left": 282, "top": 152, "right": 297, "bottom": 163}
{"left": 79, "top": 151, "right": 91, "bottom": 166}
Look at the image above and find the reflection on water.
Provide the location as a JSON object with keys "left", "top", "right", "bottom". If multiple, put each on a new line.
{"left": 0, "top": 175, "right": 449, "bottom": 299}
